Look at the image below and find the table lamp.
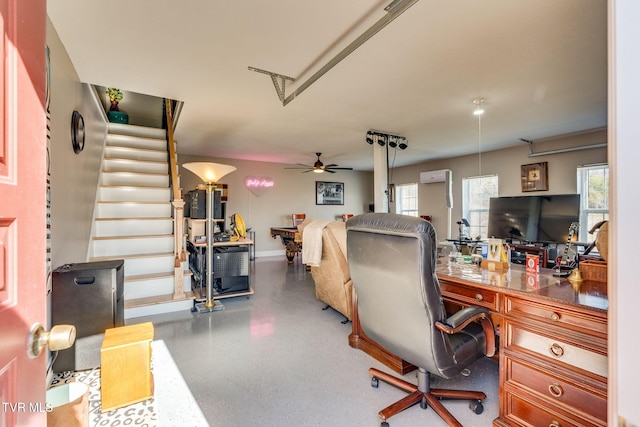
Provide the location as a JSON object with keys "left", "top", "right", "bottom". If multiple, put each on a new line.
{"left": 182, "top": 162, "right": 237, "bottom": 313}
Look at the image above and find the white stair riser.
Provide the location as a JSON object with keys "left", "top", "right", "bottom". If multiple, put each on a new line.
{"left": 101, "top": 172, "right": 169, "bottom": 187}
{"left": 95, "top": 219, "right": 173, "bottom": 237}
{"left": 100, "top": 186, "right": 170, "bottom": 202}
{"left": 98, "top": 202, "right": 172, "bottom": 218}
{"left": 124, "top": 299, "right": 193, "bottom": 320}
{"left": 107, "top": 134, "right": 167, "bottom": 151}
{"left": 105, "top": 146, "right": 167, "bottom": 162}
{"left": 124, "top": 275, "right": 191, "bottom": 300}
{"left": 108, "top": 123, "right": 167, "bottom": 140}
{"left": 103, "top": 159, "right": 168, "bottom": 174}
{"left": 93, "top": 236, "right": 174, "bottom": 257}
{"left": 123, "top": 256, "right": 186, "bottom": 276}
{"left": 124, "top": 276, "right": 174, "bottom": 299}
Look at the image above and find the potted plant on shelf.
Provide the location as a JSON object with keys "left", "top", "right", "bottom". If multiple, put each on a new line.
{"left": 106, "top": 87, "right": 128, "bottom": 124}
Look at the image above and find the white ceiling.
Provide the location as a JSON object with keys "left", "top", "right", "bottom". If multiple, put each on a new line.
{"left": 47, "top": 0, "right": 607, "bottom": 171}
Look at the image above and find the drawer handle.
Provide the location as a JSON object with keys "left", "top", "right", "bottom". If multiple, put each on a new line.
{"left": 550, "top": 312, "right": 560, "bottom": 321}
{"left": 549, "top": 343, "right": 565, "bottom": 357}
{"left": 548, "top": 382, "right": 564, "bottom": 398}
{"left": 475, "top": 293, "right": 483, "bottom": 301}
{"left": 549, "top": 422, "right": 561, "bottom": 427}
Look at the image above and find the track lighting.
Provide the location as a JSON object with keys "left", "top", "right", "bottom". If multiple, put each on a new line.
{"left": 365, "top": 130, "right": 408, "bottom": 150}
{"left": 366, "top": 131, "right": 374, "bottom": 145}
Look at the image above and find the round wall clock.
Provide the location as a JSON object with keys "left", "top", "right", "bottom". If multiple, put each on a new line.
{"left": 71, "top": 110, "right": 85, "bottom": 154}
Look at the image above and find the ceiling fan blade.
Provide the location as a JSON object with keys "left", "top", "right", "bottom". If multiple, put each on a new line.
{"left": 326, "top": 167, "right": 353, "bottom": 170}
{"left": 324, "top": 169, "right": 336, "bottom": 173}
{"left": 325, "top": 163, "right": 338, "bottom": 168}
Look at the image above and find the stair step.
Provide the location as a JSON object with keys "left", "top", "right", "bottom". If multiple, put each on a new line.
{"left": 99, "top": 186, "right": 171, "bottom": 202}
{"left": 92, "top": 234, "right": 174, "bottom": 257}
{"left": 90, "top": 252, "right": 188, "bottom": 276}
{"left": 106, "top": 133, "right": 167, "bottom": 151}
{"left": 98, "top": 201, "right": 172, "bottom": 218}
{"left": 123, "top": 272, "right": 191, "bottom": 300}
{"left": 103, "top": 157, "right": 168, "bottom": 174}
{"left": 104, "top": 145, "right": 168, "bottom": 162}
{"left": 94, "top": 217, "right": 174, "bottom": 237}
{"left": 101, "top": 171, "right": 170, "bottom": 187}
{"left": 124, "top": 292, "right": 195, "bottom": 319}
{"left": 108, "top": 123, "right": 166, "bottom": 139}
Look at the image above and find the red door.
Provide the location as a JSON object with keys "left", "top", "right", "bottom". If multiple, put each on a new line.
{"left": 0, "top": 1, "right": 48, "bottom": 426}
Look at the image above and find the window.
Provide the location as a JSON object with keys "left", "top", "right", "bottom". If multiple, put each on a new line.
{"left": 462, "top": 175, "right": 498, "bottom": 239}
{"left": 577, "top": 165, "right": 609, "bottom": 242}
{"left": 395, "top": 183, "right": 418, "bottom": 217}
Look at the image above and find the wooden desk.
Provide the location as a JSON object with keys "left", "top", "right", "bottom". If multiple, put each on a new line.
{"left": 269, "top": 227, "right": 301, "bottom": 264}
{"left": 349, "top": 262, "right": 608, "bottom": 426}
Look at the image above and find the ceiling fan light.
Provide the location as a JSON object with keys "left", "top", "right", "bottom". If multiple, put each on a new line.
{"left": 313, "top": 168, "right": 324, "bottom": 173}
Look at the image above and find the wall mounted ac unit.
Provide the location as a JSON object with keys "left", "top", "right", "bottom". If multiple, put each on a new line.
{"left": 420, "top": 169, "right": 449, "bottom": 184}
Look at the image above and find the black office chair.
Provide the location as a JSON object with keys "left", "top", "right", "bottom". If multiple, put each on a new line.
{"left": 346, "top": 213, "right": 495, "bottom": 427}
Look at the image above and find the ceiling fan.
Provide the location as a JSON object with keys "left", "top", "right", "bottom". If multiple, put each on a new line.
{"left": 285, "top": 152, "right": 353, "bottom": 174}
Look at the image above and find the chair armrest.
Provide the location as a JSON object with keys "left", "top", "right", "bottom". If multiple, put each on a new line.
{"left": 435, "top": 306, "right": 496, "bottom": 357}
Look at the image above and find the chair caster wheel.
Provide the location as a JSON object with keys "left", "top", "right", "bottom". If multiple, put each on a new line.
{"left": 420, "top": 399, "right": 428, "bottom": 409}
{"left": 469, "top": 400, "right": 484, "bottom": 414}
{"left": 381, "top": 422, "right": 389, "bottom": 427}
{"left": 371, "top": 377, "right": 379, "bottom": 388}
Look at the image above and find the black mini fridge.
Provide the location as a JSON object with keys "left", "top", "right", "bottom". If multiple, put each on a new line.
{"left": 51, "top": 260, "right": 124, "bottom": 372}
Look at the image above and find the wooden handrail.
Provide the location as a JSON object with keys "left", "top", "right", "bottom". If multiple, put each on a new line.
{"left": 165, "top": 99, "right": 187, "bottom": 300}
{"left": 165, "top": 99, "right": 181, "bottom": 202}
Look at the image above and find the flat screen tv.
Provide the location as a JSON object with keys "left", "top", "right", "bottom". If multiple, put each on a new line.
{"left": 487, "top": 194, "right": 580, "bottom": 244}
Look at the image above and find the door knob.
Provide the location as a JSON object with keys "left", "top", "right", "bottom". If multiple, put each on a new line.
{"left": 27, "top": 323, "right": 76, "bottom": 358}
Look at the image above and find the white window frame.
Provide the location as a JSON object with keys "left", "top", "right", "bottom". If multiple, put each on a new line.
{"left": 462, "top": 175, "right": 499, "bottom": 240}
{"left": 395, "top": 183, "right": 418, "bottom": 217}
{"left": 577, "top": 165, "right": 609, "bottom": 242}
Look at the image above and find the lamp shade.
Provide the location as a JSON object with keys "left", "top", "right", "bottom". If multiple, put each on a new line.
{"left": 182, "top": 162, "right": 237, "bottom": 184}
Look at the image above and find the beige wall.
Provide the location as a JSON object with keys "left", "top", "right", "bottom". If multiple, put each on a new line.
{"left": 178, "top": 153, "right": 374, "bottom": 256}
{"left": 47, "top": 18, "right": 107, "bottom": 268}
{"left": 389, "top": 129, "right": 607, "bottom": 241}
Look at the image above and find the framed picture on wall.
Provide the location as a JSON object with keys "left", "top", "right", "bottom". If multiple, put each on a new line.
{"left": 316, "top": 181, "right": 344, "bottom": 205}
{"left": 521, "top": 162, "right": 549, "bottom": 192}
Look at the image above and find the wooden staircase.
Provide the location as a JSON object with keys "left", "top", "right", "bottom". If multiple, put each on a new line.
{"left": 90, "top": 122, "right": 193, "bottom": 319}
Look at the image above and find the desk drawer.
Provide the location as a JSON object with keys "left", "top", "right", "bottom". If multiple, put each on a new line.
{"left": 439, "top": 282, "right": 498, "bottom": 311}
{"left": 503, "top": 389, "right": 605, "bottom": 427}
{"left": 505, "top": 322, "right": 607, "bottom": 378}
{"left": 505, "top": 296, "right": 607, "bottom": 337}
{"left": 504, "top": 355, "right": 606, "bottom": 422}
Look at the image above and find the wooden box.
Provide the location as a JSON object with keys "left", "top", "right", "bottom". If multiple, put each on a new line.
{"left": 100, "top": 322, "right": 154, "bottom": 412}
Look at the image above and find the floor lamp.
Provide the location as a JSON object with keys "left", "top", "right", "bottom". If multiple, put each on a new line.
{"left": 182, "top": 162, "right": 237, "bottom": 313}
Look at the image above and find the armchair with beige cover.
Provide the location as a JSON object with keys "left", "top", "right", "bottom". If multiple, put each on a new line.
{"left": 299, "top": 220, "right": 353, "bottom": 322}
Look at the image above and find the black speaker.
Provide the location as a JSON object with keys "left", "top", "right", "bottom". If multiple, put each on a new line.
{"left": 51, "top": 260, "right": 124, "bottom": 372}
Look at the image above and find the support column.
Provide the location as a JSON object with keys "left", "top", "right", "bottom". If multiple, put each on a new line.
{"left": 373, "top": 144, "right": 389, "bottom": 213}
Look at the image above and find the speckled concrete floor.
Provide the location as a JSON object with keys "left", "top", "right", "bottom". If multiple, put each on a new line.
{"left": 131, "top": 256, "right": 498, "bottom": 427}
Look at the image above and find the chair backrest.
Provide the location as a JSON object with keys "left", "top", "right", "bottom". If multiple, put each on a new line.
{"left": 292, "top": 214, "right": 306, "bottom": 227}
{"left": 346, "top": 213, "right": 454, "bottom": 377}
